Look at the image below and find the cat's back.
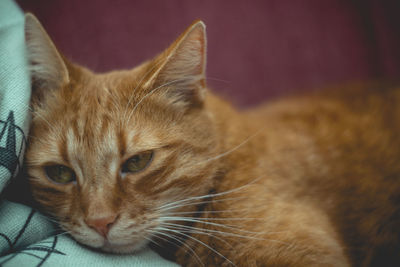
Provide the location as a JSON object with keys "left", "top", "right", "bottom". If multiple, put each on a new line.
{"left": 242, "top": 83, "right": 400, "bottom": 266}
{"left": 247, "top": 83, "right": 400, "bottom": 164}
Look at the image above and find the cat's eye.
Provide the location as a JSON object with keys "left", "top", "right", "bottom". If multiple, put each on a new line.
{"left": 44, "top": 165, "right": 76, "bottom": 184}
{"left": 121, "top": 151, "right": 153, "bottom": 174}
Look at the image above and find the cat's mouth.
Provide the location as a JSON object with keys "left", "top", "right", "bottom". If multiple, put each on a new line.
{"left": 69, "top": 227, "right": 151, "bottom": 254}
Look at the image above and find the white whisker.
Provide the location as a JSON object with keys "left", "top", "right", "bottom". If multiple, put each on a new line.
{"left": 147, "top": 229, "right": 204, "bottom": 267}
{"left": 24, "top": 103, "right": 59, "bottom": 135}
{"left": 103, "top": 86, "right": 122, "bottom": 112}
{"left": 157, "top": 176, "right": 264, "bottom": 211}
{"left": 163, "top": 216, "right": 263, "bottom": 221}
{"left": 161, "top": 207, "right": 264, "bottom": 216}
{"left": 206, "top": 77, "right": 231, "bottom": 84}
{"left": 123, "top": 62, "right": 161, "bottom": 123}
{"left": 126, "top": 78, "right": 189, "bottom": 123}
{"left": 46, "top": 231, "right": 71, "bottom": 239}
{"left": 34, "top": 213, "right": 61, "bottom": 224}
{"left": 156, "top": 226, "right": 236, "bottom": 266}
{"left": 160, "top": 222, "right": 289, "bottom": 245}
{"left": 157, "top": 223, "right": 235, "bottom": 250}
{"left": 197, "top": 127, "right": 265, "bottom": 165}
{"left": 158, "top": 196, "right": 247, "bottom": 212}
{"left": 142, "top": 234, "right": 161, "bottom": 248}
{"left": 159, "top": 219, "right": 262, "bottom": 235}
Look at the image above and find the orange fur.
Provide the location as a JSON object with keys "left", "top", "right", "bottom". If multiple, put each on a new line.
{"left": 25, "top": 14, "right": 400, "bottom": 266}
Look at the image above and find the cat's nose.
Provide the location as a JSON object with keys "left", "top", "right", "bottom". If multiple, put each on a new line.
{"left": 85, "top": 214, "right": 117, "bottom": 237}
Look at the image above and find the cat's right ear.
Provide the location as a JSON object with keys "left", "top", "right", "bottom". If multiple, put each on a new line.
{"left": 142, "top": 20, "right": 207, "bottom": 111}
{"left": 24, "top": 13, "right": 69, "bottom": 103}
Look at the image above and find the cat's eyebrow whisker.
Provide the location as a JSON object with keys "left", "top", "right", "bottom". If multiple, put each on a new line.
{"left": 123, "top": 59, "right": 163, "bottom": 122}
{"left": 102, "top": 86, "right": 122, "bottom": 112}
{"left": 24, "top": 103, "right": 59, "bottom": 136}
{"left": 147, "top": 229, "right": 205, "bottom": 267}
{"left": 126, "top": 78, "right": 189, "bottom": 123}
{"left": 206, "top": 76, "right": 231, "bottom": 84}
{"left": 27, "top": 134, "right": 52, "bottom": 147}
{"left": 157, "top": 175, "right": 264, "bottom": 211}
{"left": 21, "top": 102, "right": 44, "bottom": 125}
{"left": 155, "top": 226, "right": 236, "bottom": 266}
{"left": 196, "top": 127, "right": 266, "bottom": 166}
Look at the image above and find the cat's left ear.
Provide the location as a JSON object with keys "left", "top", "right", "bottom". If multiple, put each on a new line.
{"left": 24, "top": 13, "right": 70, "bottom": 104}
{"left": 146, "top": 20, "right": 207, "bottom": 109}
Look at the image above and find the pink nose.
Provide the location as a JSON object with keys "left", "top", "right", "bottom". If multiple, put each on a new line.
{"left": 85, "top": 214, "right": 117, "bottom": 237}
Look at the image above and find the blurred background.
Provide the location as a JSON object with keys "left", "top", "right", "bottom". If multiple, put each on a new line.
{"left": 16, "top": 0, "right": 400, "bottom": 107}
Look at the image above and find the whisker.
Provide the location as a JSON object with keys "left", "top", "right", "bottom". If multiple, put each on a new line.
{"left": 206, "top": 77, "right": 231, "bottom": 84}
{"left": 102, "top": 86, "right": 122, "bottom": 113}
{"left": 196, "top": 127, "right": 266, "bottom": 166}
{"left": 147, "top": 229, "right": 204, "bottom": 267}
{"left": 123, "top": 60, "right": 162, "bottom": 123}
{"left": 46, "top": 231, "right": 71, "bottom": 239}
{"left": 158, "top": 223, "right": 235, "bottom": 250}
{"left": 18, "top": 101, "right": 57, "bottom": 134}
{"left": 162, "top": 207, "right": 265, "bottom": 216}
{"left": 160, "top": 222, "right": 289, "bottom": 245}
{"left": 163, "top": 216, "right": 264, "bottom": 221}
{"left": 157, "top": 176, "right": 264, "bottom": 211}
{"left": 142, "top": 234, "right": 161, "bottom": 248}
{"left": 34, "top": 213, "right": 61, "bottom": 224}
{"left": 156, "top": 226, "right": 236, "bottom": 266}
{"left": 158, "top": 196, "right": 247, "bottom": 212}
{"left": 26, "top": 135, "right": 55, "bottom": 150}
{"left": 159, "top": 219, "right": 262, "bottom": 235}
{"left": 126, "top": 78, "right": 189, "bottom": 123}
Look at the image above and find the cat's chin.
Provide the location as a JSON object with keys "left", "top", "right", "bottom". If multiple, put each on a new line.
{"left": 100, "top": 239, "right": 150, "bottom": 254}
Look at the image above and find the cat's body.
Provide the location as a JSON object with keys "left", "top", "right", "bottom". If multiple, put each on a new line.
{"left": 175, "top": 86, "right": 400, "bottom": 266}
{"left": 24, "top": 14, "right": 400, "bottom": 266}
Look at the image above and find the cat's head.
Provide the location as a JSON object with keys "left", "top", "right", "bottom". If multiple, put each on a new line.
{"left": 24, "top": 14, "right": 218, "bottom": 253}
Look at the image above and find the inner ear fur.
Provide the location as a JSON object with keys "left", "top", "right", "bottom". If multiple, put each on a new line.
{"left": 144, "top": 20, "right": 207, "bottom": 109}
{"left": 24, "top": 13, "right": 70, "bottom": 104}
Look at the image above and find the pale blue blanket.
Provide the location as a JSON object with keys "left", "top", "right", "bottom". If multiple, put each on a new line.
{"left": 0, "top": 1, "right": 178, "bottom": 266}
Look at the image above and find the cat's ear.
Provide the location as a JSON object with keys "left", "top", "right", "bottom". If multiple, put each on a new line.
{"left": 24, "top": 13, "right": 69, "bottom": 101}
{"left": 146, "top": 20, "right": 207, "bottom": 109}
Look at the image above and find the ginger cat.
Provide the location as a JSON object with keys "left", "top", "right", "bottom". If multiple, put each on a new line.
{"left": 24, "top": 14, "right": 400, "bottom": 267}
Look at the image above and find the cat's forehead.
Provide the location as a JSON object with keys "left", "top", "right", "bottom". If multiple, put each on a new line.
{"left": 61, "top": 93, "right": 161, "bottom": 151}
{"left": 30, "top": 62, "right": 182, "bottom": 167}
{"left": 33, "top": 110, "right": 162, "bottom": 168}
{"left": 34, "top": 81, "right": 165, "bottom": 164}
{"left": 54, "top": 67, "right": 153, "bottom": 127}
{"left": 68, "top": 69, "right": 145, "bottom": 104}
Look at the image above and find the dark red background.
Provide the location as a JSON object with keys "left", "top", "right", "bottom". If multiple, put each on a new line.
{"left": 17, "top": 0, "right": 400, "bottom": 107}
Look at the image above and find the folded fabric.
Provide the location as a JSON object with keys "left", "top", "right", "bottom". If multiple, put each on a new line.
{"left": 0, "top": 202, "right": 175, "bottom": 267}
{"left": 0, "top": 1, "right": 178, "bottom": 266}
